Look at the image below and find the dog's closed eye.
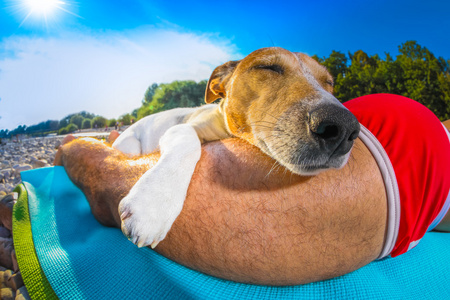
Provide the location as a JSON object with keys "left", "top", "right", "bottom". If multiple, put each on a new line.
{"left": 253, "top": 64, "right": 284, "bottom": 75}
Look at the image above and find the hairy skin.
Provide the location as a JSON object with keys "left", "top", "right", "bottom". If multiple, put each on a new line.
{"left": 55, "top": 137, "right": 387, "bottom": 285}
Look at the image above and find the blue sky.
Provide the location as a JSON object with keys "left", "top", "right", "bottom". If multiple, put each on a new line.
{"left": 0, "top": 0, "right": 449, "bottom": 130}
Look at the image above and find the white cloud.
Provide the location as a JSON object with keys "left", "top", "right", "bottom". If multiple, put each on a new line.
{"left": 0, "top": 27, "right": 239, "bottom": 130}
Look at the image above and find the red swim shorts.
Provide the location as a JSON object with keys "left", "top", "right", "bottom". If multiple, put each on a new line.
{"left": 344, "top": 94, "right": 450, "bottom": 258}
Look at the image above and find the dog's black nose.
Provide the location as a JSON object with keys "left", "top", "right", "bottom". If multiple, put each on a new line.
{"left": 309, "top": 105, "right": 360, "bottom": 156}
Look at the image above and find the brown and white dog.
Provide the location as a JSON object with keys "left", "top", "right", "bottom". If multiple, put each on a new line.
{"left": 113, "top": 47, "right": 360, "bottom": 248}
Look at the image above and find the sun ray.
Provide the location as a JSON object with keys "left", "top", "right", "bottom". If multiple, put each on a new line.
{"left": 55, "top": 5, "right": 82, "bottom": 18}
{"left": 18, "top": 10, "right": 34, "bottom": 28}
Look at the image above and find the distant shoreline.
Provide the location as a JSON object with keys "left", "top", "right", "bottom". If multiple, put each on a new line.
{"left": 1, "top": 126, "right": 130, "bottom": 143}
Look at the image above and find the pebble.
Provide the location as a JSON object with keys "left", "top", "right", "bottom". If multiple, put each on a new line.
{"left": 16, "top": 286, "right": 31, "bottom": 300}
{"left": 0, "top": 169, "right": 13, "bottom": 179}
{"left": 12, "top": 165, "right": 32, "bottom": 174}
{"left": 0, "top": 271, "right": 6, "bottom": 288}
{"left": 1, "top": 269, "right": 12, "bottom": 286}
{"left": 0, "top": 237, "right": 14, "bottom": 270}
{"left": 6, "top": 272, "right": 24, "bottom": 290}
{"left": 0, "top": 227, "right": 10, "bottom": 238}
{"left": 31, "top": 158, "right": 48, "bottom": 168}
{"left": 0, "top": 287, "right": 15, "bottom": 300}
{"left": 0, "top": 136, "right": 63, "bottom": 299}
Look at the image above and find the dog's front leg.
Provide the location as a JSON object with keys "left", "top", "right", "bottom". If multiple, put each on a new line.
{"left": 118, "top": 124, "right": 201, "bottom": 248}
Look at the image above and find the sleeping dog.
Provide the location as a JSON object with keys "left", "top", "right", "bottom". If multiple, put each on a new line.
{"left": 113, "top": 47, "right": 360, "bottom": 248}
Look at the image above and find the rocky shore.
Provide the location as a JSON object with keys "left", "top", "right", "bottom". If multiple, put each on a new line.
{"left": 0, "top": 136, "right": 63, "bottom": 300}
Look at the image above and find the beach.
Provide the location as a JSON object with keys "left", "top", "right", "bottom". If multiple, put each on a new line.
{"left": 0, "top": 136, "right": 65, "bottom": 299}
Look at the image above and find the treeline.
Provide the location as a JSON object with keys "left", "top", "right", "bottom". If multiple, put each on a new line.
{"left": 0, "top": 110, "right": 136, "bottom": 138}
{"left": 1, "top": 40, "right": 449, "bottom": 138}
{"left": 136, "top": 80, "right": 207, "bottom": 119}
{"left": 312, "top": 41, "right": 450, "bottom": 120}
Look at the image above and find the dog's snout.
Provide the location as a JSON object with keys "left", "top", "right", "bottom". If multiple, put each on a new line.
{"left": 312, "top": 121, "right": 340, "bottom": 140}
{"left": 309, "top": 105, "right": 360, "bottom": 155}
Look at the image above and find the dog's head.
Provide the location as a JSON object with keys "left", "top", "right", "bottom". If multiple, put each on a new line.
{"left": 205, "top": 47, "right": 360, "bottom": 175}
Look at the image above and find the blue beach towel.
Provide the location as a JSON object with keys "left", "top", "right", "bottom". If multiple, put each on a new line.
{"left": 13, "top": 167, "right": 450, "bottom": 299}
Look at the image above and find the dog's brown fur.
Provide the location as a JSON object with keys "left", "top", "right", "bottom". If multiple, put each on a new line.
{"left": 205, "top": 47, "right": 334, "bottom": 146}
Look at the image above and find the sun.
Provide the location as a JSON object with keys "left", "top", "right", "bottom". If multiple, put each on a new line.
{"left": 9, "top": 0, "right": 79, "bottom": 28}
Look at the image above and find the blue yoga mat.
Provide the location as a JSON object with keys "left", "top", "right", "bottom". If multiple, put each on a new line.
{"left": 15, "top": 167, "right": 450, "bottom": 299}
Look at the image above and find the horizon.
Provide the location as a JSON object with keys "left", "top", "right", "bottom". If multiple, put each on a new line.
{"left": 1, "top": 0, "right": 450, "bottom": 131}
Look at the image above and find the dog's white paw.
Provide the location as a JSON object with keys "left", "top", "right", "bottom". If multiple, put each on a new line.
{"left": 118, "top": 124, "right": 202, "bottom": 248}
{"left": 118, "top": 171, "right": 185, "bottom": 248}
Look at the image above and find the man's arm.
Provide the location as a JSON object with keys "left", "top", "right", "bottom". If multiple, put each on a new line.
{"left": 56, "top": 137, "right": 387, "bottom": 286}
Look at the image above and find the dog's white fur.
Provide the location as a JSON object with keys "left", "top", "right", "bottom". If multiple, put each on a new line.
{"left": 113, "top": 47, "right": 359, "bottom": 248}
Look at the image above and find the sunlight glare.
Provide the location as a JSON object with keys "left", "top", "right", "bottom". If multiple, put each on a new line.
{"left": 25, "top": 0, "right": 64, "bottom": 15}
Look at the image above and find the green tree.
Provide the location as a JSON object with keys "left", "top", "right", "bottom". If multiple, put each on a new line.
{"left": 58, "top": 127, "right": 68, "bottom": 135}
{"left": 82, "top": 119, "right": 92, "bottom": 129}
{"left": 59, "top": 117, "right": 70, "bottom": 129}
{"left": 58, "top": 123, "right": 79, "bottom": 135}
{"left": 317, "top": 41, "right": 450, "bottom": 120}
{"left": 311, "top": 54, "right": 323, "bottom": 63}
{"left": 70, "top": 114, "right": 84, "bottom": 129}
{"left": 65, "top": 123, "right": 78, "bottom": 133}
{"left": 0, "top": 129, "right": 9, "bottom": 138}
{"left": 108, "top": 119, "right": 117, "bottom": 127}
{"left": 119, "top": 113, "right": 132, "bottom": 125}
{"left": 143, "top": 83, "right": 159, "bottom": 104}
{"left": 131, "top": 108, "right": 139, "bottom": 118}
{"left": 392, "top": 41, "right": 449, "bottom": 118}
{"left": 334, "top": 50, "right": 375, "bottom": 100}
{"left": 92, "top": 116, "right": 108, "bottom": 128}
{"left": 322, "top": 50, "right": 348, "bottom": 80}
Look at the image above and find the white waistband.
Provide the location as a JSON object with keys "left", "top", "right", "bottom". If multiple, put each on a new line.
{"left": 358, "top": 125, "right": 401, "bottom": 259}
{"left": 427, "top": 124, "right": 450, "bottom": 231}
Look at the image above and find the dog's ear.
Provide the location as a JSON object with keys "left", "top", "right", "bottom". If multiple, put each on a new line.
{"left": 205, "top": 60, "right": 240, "bottom": 103}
